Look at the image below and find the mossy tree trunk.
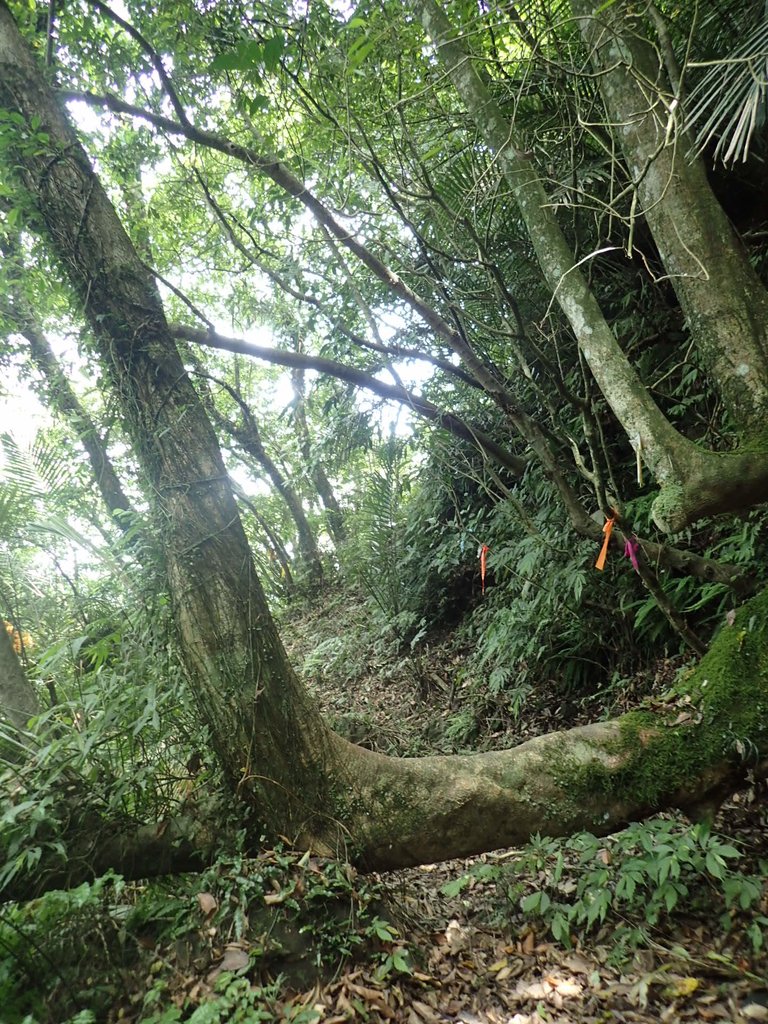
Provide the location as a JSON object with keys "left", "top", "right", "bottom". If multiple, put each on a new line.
{"left": 1, "top": 2, "right": 768, "bottom": 900}
{"left": 3, "top": 585, "right": 767, "bottom": 899}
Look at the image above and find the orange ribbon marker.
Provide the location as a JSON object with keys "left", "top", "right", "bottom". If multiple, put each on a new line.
{"left": 480, "top": 544, "right": 490, "bottom": 594}
{"left": 595, "top": 514, "right": 616, "bottom": 571}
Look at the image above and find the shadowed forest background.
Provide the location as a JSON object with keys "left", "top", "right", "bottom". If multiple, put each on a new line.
{"left": 1, "top": 0, "right": 768, "bottom": 1020}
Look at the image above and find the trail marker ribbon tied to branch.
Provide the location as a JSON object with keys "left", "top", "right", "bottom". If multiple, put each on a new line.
{"left": 595, "top": 514, "right": 616, "bottom": 571}
{"left": 594, "top": 514, "right": 641, "bottom": 572}
{"left": 624, "top": 536, "right": 640, "bottom": 573}
{"left": 479, "top": 544, "right": 490, "bottom": 594}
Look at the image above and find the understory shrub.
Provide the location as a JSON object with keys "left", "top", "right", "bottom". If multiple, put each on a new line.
{"left": 0, "top": 846, "right": 408, "bottom": 1024}
{"left": 445, "top": 817, "right": 768, "bottom": 965}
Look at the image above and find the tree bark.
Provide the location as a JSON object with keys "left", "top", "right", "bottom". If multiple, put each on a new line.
{"left": 1, "top": 2, "right": 767, "bottom": 901}
{"left": 571, "top": 0, "right": 768, "bottom": 433}
{"left": 414, "top": 0, "right": 768, "bottom": 532}
{"left": 3, "top": 584, "right": 767, "bottom": 899}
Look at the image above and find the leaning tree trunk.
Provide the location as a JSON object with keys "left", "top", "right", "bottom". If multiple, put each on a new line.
{"left": 414, "top": 0, "right": 768, "bottom": 533}
{"left": 3, "top": 293, "right": 135, "bottom": 528}
{"left": 571, "top": 0, "right": 768, "bottom": 433}
{"left": 0, "top": 2, "right": 335, "bottom": 839}
{"left": 1, "top": 2, "right": 767, "bottom": 899}
{"left": 3, "top": 583, "right": 768, "bottom": 900}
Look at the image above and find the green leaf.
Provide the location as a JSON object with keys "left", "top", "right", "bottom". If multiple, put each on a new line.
{"left": 705, "top": 851, "right": 725, "bottom": 879}
{"left": 347, "top": 35, "right": 376, "bottom": 70}
{"left": 262, "top": 35, "right": 285, "bottom": 72}
{"left": 441, "top": 876, "right": 469, "bottom": 897}
{"left": 663, "top": 884, "right": 679, "bottom": 912}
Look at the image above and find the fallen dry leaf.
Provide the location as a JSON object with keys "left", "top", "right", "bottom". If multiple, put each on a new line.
{"left": 404, "top": 1000, "right": 439, "bottom": 1024}
{"left": 196, "top": 892, "right": 217, "bottom": 917}
{"left": 445, "top": 919, "right": 470, "bottom": 954}
{"left": 264, "top": 891, "right": 288, "bottom": 905}
{"left": 562, "top": 952, "right": 593, "bottom": 975}
{"left": 663, "top": 975, "right": 699, "bottom": 999}
{"left": 206, "top": 945, "right": 250, "bottom": 983}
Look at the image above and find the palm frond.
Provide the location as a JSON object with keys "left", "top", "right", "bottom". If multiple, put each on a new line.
{"left": 685, "top": 17, "right": 768, "bottom": 164}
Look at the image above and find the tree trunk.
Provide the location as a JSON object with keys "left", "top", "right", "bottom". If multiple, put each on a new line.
{"left": 0, "top": 2, "right": 334, "bottom": 837}
{"left": 291, "top": 367, "right": 347, "bottom": 547}
{"left": 0, "top": 236, "right": 134, "bottom": 528}
{"left": 209, "top": 397, "right": 325, "bottom": 586}
{"left": 3, "top": 585, "right": 767, "bottom": 899}
{"left": 1, "top": 2, "right": 767, "bottom": 900}
{"left": 415, "top": 0, "right": 768, "bottom": 533}
{"left": 572, "top": 0, "right": 768, "bottom": 433}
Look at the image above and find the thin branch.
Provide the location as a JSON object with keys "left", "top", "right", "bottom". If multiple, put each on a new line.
{"left": 88, "top": 0, "right": 191, "bottom": 127}
{"left": 58, "top": 90, "right": 522, "bottom": 417}
{"left": 173, "top": 324, "right": 754, "bottom": 595}
{"left": 191, "top": 166, "right": 479, "bottom": 386}
{"left": 45, "top": 0, "right": 56, "bottom": 68}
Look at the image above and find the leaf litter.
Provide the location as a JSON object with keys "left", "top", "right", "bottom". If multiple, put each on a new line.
{"left": 71, "top": 588, "right": 768, "bottom": 1022}
{"left": 272, "top": 587, "right": 768, "bottom": 1024}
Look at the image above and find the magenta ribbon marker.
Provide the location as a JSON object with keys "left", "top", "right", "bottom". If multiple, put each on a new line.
{"left": 624, "top": 537, "right": 640, "bottom": 572}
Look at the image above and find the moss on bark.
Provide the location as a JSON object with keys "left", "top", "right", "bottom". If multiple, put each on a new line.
{"left": 565, "top": 589, "right": 768, "bottom": 810}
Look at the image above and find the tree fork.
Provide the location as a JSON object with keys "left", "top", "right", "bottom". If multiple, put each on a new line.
{"left": 3, "top": 586, "right": 767, "bottom": 899}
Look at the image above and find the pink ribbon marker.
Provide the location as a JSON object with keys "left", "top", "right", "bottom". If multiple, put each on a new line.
{"left": 624, "top": 537, "right": 640, "bottom": 573}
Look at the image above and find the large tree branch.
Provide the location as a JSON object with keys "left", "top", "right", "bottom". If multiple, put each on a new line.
{"left": 0, "top": 809, "right": 216, "bottom": 902}
{"left": 175, "top": 324, "right": 754, "bottom": 593}
{"left": 172, "top": 323, "right": 528, "bottom": 477}
{"left": 5, "top": 588, "right": 767, "bottom": 897}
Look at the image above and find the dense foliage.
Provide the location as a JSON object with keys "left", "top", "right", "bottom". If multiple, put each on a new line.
{"left": 1, "top": 0, "right": 768, "bottom": 1018}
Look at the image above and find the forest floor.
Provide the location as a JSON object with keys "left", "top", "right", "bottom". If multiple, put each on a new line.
{"left": 14, "top": 585, "right": 768, "bottom": 1024}
{"left": 271, "top": 585, "right": 768, "bottom": 1024}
